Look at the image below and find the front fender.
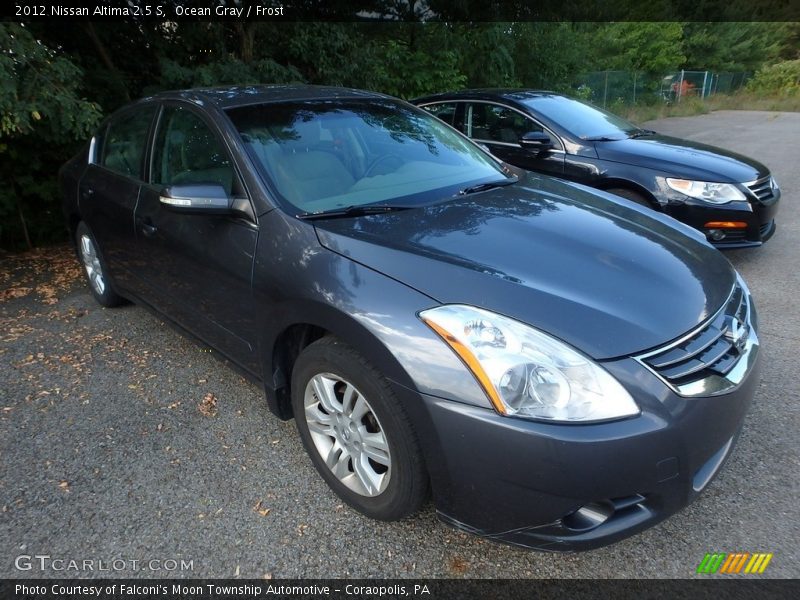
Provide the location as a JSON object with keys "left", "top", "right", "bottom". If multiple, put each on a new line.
{"left": 252, "top": 210, "right": 491, "bottom": 416}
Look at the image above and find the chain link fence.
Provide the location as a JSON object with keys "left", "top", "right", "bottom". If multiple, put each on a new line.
{"left": 573, "top": 70, "right": 752, "bottom": 109}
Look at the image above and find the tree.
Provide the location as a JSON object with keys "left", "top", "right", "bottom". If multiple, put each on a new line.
{"left": 362, "top": 35, "right": 466, "bottom": 99}
{"left": 682, "top": 23, "right": 781, "bottom": 72}
{"left": 452, "top": 23, "right": 519, "bottom": 88}
{"left": 592, "top": 22, "right": 685, "bottom": 75}
{"left": 0, "top": 23, "right": 101, "bottom": 249}
{"left": 511, "top": 22, "right": 599, "bottom": 90}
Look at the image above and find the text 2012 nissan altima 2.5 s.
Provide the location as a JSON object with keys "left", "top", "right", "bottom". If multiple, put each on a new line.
{"left": 59, "top": 86, "right": 760, "bottom": 551}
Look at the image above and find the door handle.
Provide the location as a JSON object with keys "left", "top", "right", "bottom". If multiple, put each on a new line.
{"left": 140, "top": 220, "right": 158, "bottom": 236}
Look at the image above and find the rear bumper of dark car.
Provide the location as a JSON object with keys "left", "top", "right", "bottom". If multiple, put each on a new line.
{"left": 395, "top": 346, "right": 759, "bottom": 552}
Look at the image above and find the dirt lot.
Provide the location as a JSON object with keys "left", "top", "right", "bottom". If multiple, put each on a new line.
{"left": 1, "top": 110, "right": 798, "bottom": 578}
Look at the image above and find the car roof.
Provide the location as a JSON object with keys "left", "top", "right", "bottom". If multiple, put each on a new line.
{"left": 413, "top": 89, "right": 565, "bottom": 104}
{"left": 148, "top": 85, "right": 394, "bottom": 110}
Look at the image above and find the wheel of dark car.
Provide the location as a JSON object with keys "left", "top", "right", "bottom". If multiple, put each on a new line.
{"left": 607, "top": 188, "right": 654, "bottom": 209}
{"left": 291, "top": 336, "right": 428, "bottom": 520}
{"left": 75, "top": 221, "right": 124, "bottom": 307}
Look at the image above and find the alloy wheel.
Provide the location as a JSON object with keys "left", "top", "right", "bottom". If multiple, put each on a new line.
{"left": 79, "top": 234, "right": 106, "bottom": 295}
{"left": 303, "top": 373, "right": 391, "bottom": 497}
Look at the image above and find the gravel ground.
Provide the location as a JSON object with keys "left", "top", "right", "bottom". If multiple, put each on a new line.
{"left": 1, "top": 110, "right": 798, "bottom": 579}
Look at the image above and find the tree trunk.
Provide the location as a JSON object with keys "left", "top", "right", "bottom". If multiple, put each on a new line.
{"left": 15, "top": 195, "right": 32, "bottom": 250}
{"left": 236, "top": 22, "right": 257, "bottom": 64}
{"left": 83, "top": 22, "right": 130, "bottom": 102}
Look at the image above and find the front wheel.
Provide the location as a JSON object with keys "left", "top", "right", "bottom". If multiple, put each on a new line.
{"left": 75, "top": 221, "right": 124, "bottom": 307}
{"left": 607, "top": 187, "right": 654, "bottom": 210}
{"left": 291, "top": 337, "right": 428, "bottom": 520}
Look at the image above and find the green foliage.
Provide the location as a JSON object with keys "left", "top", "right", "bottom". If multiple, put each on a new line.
{"left": 279, "top": 23, "right": 366, "bottom": 86}
{"left": 0, "top": 24, "right": 101, "bottom": 139}
{"left": 452, "top": 24, "right": 519, "bottom": 88}
{"left": 363, "top": 38, "right": 467, "bottom": 99}
{"left": 592, "top": 22, "right": 685, "bottom": 75}
{"left": 682, "top": 23, "right": 781, "bottom": 71}
{"left": 511, "top": 23, "right": 597, "bottom": 90}
{"left": 574, "top": 85, "right": 593, "bottom": 101}
{"left": 158, "top": 57, "right": 303, "bottom": 89}
{"left": 774, "top": 22, "right": 800, "bottom": 61}
{"left": 0, "top": 23, "right": 101, "bottom": 249}
{"left": 746, "top": 60, "right": 800, "bottom": 96}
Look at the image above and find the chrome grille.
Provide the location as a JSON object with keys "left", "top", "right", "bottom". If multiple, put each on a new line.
{"left": 746, "top": 176, "right": 774, "bottom": 203}
{"left": 637, "top": 284, "right": 749, "bottom": 390}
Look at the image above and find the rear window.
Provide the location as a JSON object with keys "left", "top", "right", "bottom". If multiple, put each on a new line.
{"left": 422, "top": 103, "right": 458, "bottom": 127}
{"left": 100, "top": 106, "right": 157, "bottom": 179}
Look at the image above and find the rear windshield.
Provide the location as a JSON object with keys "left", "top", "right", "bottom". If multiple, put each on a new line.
{"left": 226, "top": 99, "right": 507, "bottom": 213}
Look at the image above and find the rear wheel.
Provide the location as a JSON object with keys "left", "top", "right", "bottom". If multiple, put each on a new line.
{"left": 75, "top": 222, "right": 124, "bottom": 307}
{"left": 607, "top": 187, "right": 654, "bottom": 209}
{"left": 291, "top": 337, "right": 428, "bottom": 520}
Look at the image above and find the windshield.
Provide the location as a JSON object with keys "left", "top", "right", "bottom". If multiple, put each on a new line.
{"left": 522, "top": 95, "right": 639, "bottom": 140}
{"left": 226, "top": 99, "right": 508, "bottom": 214}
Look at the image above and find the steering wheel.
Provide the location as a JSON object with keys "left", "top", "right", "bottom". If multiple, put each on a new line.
{"left": 363, "top": 154, "right": 404, "bottom": 178}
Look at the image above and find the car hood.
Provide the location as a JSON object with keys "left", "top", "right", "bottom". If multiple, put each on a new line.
{"left": 594, "top": 134, "right": 769, "bottom": 183}
{"left": 314, "top": 175, "right": 736, "bottom": 360}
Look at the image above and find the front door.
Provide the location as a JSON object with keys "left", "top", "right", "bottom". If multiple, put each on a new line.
{"left": 134, "top": 104, "right": 260, "bottom": 375}
{"left": 465, "top": 102, "right": 565, "bottom": 178}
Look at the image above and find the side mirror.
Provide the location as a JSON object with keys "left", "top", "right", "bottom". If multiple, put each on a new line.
{"left": 519, "top": 131, "right": 552, "bottom": 151}
{"left": 159, "top": 184, "right": 231, "bottom": 214}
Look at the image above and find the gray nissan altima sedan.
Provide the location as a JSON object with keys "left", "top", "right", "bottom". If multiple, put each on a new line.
{"left": 59, "top": 85, "right": 760, "bottom": 551}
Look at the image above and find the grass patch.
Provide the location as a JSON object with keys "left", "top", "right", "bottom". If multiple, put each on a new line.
{"left": 617, "top": 92, "right": 800, "bottom": 124}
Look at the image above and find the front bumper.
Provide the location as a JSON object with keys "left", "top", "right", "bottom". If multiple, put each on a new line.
{"left": 395, "top": 336, "right": 760, "bottom": 552}
{"left": 665, "top": 186, "right": 780, "bottom": 249}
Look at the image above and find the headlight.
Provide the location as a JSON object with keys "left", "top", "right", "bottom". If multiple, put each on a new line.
{"left": 420, "top": 305, "right": 639, "bottom": 423}
{"left": 665, "top": 178, "right": 746, "bottom": 204}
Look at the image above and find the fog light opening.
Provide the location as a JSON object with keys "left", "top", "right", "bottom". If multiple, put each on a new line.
{"left": 562, "top": 501, "right": 615, "bottom": 532}
{"left": 707, "top": 229, "right": 726, "bottom": 241}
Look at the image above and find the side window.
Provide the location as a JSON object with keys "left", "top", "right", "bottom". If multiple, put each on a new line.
{"left": 151, "top": 107, "right": 240, "bottom": 196}
{"left": 101, "top": 106, "right": 156, "bottom": 178}
{"left": 468, "top": 103, "right": 542, "bottom": 144}
{"left": 422, "top": 103, "right": 458, "bottom": 127}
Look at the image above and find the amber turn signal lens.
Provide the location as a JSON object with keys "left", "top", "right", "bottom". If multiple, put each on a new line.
{"left": 421, "top": 318, "right": 507, "bottom": 414}
{"left": 704, "top": 221, "right": 747, "bottom": 229}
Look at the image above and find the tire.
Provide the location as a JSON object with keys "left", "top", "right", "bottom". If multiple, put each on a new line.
{"left": 75, "top": 221, "right": 124, "bottom": 307}
{"left": 607, "top": 187, "right": 654, "bottom": 210}
{"left": 291, "top": 336, "right": 429, "bottom": 521}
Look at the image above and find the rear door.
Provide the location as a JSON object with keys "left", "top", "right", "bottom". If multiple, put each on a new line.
{"left": 464, "top": 102, "right": 565, "bottom": 177}
{"left": 78, "top": 104, "right": 157, "bottom": 293}
{"left": 134, "top": 103, "right": 260, "bottom": 374}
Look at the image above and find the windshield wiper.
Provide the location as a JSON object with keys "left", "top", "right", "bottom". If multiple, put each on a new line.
{"left": 628, "top": 129, "right": 657, "bottom": 138}
{"left": 582, "top": 134, "right": 623, "bottom": 142}
{"left": 459, "top": 176, "right": 518, "bottom": 196}
{"left": 297, "top": 204, "right": 414, "bottom": 220}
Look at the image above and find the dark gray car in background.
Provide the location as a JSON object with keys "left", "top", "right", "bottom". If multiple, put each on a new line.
{"left": 59, "top": 85, "right": 760, "bottom": 551}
